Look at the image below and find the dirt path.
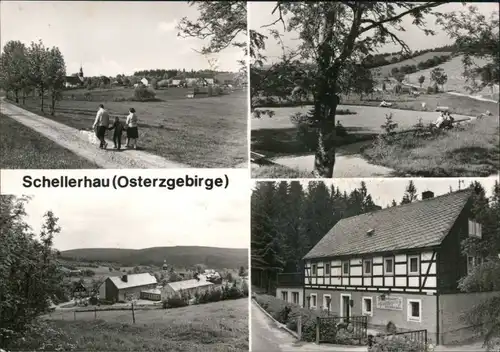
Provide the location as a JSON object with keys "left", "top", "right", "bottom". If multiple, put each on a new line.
{"left": 1, "top": 98, "right": 188, "bottom": 169}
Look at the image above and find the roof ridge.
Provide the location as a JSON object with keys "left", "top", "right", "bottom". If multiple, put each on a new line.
{"left": 338, "top": 189, "right": 472, "bottom": 223}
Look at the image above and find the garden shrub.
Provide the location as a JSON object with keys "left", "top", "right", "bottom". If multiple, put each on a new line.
{"left": 162, "top": 294, "right": 189, "bottom": 309}
{"left": 369, "top": 335, "right": 432, "bottom": 352}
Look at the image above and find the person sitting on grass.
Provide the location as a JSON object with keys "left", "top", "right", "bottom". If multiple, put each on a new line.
{"left": 92, "top": 104, "right": 110, "bottom": 149}
{"left": 125, "top": 107, "right": 139, "bottom": 149}
{"left": 108, "top": 116, "right": 125, "bottom": 150}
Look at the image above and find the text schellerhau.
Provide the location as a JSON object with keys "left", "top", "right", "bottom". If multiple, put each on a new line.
{"left": 22, "top": 174, "right": 229, "bottom": 191}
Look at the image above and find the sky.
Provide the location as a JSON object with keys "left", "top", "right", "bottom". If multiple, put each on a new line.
{"left": 22, "top": 187, "right": 250, "bottom": 251}
{"left": 0, "top": 1, "right": 245, "bottom": 76}
{"left": 249, "top": 2, "right": 499, "bottom": 62}
{"left": 252, "top": 177, "right": 498, "bottom": 208}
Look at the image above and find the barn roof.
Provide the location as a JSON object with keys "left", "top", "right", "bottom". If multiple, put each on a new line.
{"left": 166, "top": 278, "right": 214, "bottom": 292}
{"left": 108, "top": 273, "right": 157, "bottom": 290}
{"left": 304, "top": 190, "right": 472, "bottom": 259}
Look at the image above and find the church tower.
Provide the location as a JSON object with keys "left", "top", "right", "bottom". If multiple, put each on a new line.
{"left": 79, "top": 65, "right": 84, "bottom": 78}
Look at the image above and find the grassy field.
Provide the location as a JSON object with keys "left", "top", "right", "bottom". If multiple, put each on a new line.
{"left": 372, "top": 51, "right": 452, "bottom": 78}
{"left": 251, "top": 163, "right": 312, "bottom": 178}
{"left": 14, "top": 86, "right": 247, "bottom": 167}
{"left": 0, "top": 113, "right": 99, "bottom": 169}
{"left": 404, "top": 54, "right": 499, "bottom": 99}
{"left": 39, "top": 299, "right": 248, "bottom": 351}
{"left": 362, "top": 117, "right": 499, "bottom": 176}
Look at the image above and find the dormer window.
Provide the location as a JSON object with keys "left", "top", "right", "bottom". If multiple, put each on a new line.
{"left": 468, "top": 220, "right": 482, "bottom": 238}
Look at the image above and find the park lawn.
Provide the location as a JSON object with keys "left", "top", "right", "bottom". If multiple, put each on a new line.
{"left": 0, "top": 113, "right": 99, "bottom": 169}
{"left": 251, "top": 163, "right": 313, "bottom": 178}
{"left": 14, "top": 87, "right": 247, "bottom": 168}
{"left": 34, "top": 299, "right": 248, "bottom": 351}
{"left": 362, "top": 117, "right": 499, "bottom": 177}
{"left": 341, "top": 91, "right": 498, "bottom": 118}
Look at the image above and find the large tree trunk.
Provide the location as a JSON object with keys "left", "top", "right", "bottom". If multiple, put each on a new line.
{"left": 312, "top": 92, "right": 338, "bottom": 178}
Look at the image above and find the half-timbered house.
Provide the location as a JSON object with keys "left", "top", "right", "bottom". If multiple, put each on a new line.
{"left": 277, "top": 190, "right": 498, "bottom": 345}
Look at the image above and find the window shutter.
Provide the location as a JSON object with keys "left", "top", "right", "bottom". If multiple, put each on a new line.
{"left": 468, "top": 220, "right": 474, "bottom": 236}
{"left": 475, "top": 223, "right": 482, "bottom": 239}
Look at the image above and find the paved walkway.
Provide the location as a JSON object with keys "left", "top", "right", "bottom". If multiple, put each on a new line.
{"left": 1, "top": 98, "right": 188, "bottom": 169}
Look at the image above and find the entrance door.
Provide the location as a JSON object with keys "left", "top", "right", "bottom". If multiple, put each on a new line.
{"left": 341, "top": 295, "right": 351, "bottom": 322}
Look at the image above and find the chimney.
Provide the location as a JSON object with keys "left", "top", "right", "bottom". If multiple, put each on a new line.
{"left": 121, "top": 275, "right": 128, "bottom": 282}
{"left": 422, "top": 191, "right": 434, "bottom": 200}
{"left": 367, "top": 229, "right": 374, "bottom": 237}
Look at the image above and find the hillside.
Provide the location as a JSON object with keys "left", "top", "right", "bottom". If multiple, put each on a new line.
{"left": 372, "top": 51, "right": 453, "bottom": 78}
{"left": 60, "top": 246, "right": 248, "bottom": 269}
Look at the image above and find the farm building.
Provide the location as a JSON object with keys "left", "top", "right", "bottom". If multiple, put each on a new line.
{"left": 140, "top": 288, "right": 162, "bottom": 301}
{"left": 276, "top": 190, "right": 499, "bottom": 345}
{"left": 98, "top": 273, "right": 157, "bottom": 302}
{"left": 161, "top": 277, "right": 214, "bottom": 300}
{"left": 170, "top": 79, "right": 182, "bottom": 87}
{"left": 140, "top": 77, "right": 149, "bottom": 86}
{"left": 64, "top": 66, "right": 84, "bottom": 88}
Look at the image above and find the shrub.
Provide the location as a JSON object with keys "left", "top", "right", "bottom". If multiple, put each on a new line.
{"left": 162, "top": 294, "right": 189, "bottom": 309}
{"left": 369, "top": 335, "right": 432, "bottom": 352}
{"left": 133, "top": 85, "right": 156, "bottom": 101}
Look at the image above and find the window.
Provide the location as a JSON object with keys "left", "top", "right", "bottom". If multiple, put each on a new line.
{"left": 325, "top": 263, "right": 331, "bottom": 276}
{"left": 408, "top": 256, "right": 420, "bottom": 275}
{"left": 323, "top": 294, "right": 332, "bottom": 311}
{"left": 342, "top": 261, "right": 350, "bottom": 276}
{"left": 363, "top": 259, "right": 372, "bottom": 275}
{"left": 311, "top": 294, "right": 317, "bottom": 309}
{"left": 468, "top": 220, "right": 482, "bottom": 238}
{"left": 407, "top": 299, "right": 421, "bottom": 322}
{"left": 467, "top": 256, "right": 484, "bottom": 274}
{"left": 312, "top": 264, "right": 317, "bottom": 276}
{"left": 292, "top": 292, "right": 299, "bottom": 304}
{"left": 281, "top": 291, "right": 288, "bottom": 302}
{"left": 384, "top": 257, "right": 394, "bottom": 275}
{"left": 362, "top": 297, "right": 373, "bottom": 316}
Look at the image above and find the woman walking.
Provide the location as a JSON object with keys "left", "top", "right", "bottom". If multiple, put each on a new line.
{"left": 125, "top": 107, "right": 139, "bottom": 149}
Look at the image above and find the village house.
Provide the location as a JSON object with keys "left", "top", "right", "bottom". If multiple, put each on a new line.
{"left": 64, "top": 66, "right": 84, "bottom": 88}
{"left": 98, "top": 273, "right": 157, "bottom": 302}
{"left": 276, "top": 190, "right": 498, "bottom": 345}
{"left": 161, "top": 276, "right": 214, "bottom": 300}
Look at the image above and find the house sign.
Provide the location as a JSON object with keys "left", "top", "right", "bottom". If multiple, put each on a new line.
{"left": 376, "top": 295, "right": 403, "bottom": 311}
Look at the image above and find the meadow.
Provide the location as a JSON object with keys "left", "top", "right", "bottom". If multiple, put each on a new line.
{"left": 372, "top": 51, "right": 452, "bottom": 78}
{"left": 0, "top": 113, "right": 99, "bottom": 169}
{"left": 30, "top": 299, "right": 249, "bottom": 351}
{"left": 16, "top": 86, "right": 247, "bottom": 168}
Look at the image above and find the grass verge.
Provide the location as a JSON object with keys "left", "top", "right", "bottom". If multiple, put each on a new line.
{"left": 362, "top": 117, "right": 499, "bottom": 176}
{"left": 0, "top": 114, "right": 99, "bottom": 169}
{"left": 251, "top": 164, "right": 313, "bottom": 178}
{"left": 13, "top": 299, "right": 248, "bottom": 351}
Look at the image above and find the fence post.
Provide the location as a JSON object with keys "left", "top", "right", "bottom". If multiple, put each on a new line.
{"left": 315, "top": 317, "right": 320, "bottom": 344}
{"left": 94, "top": 306, "right": 97, "bottom": 320}
{"left": 131, "top": 302, "right": 136, "bottom": 324}
{"left": 297, "top": 316, "right": 302, "bottom": 341}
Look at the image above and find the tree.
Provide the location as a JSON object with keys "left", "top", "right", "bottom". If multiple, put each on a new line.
{"left": 0, "top": 196, "right": 63, "bottom": 348}
{"left": 438, "top": 5, "right": 499, "bottom": 93}
{"left": 0, "top": 41, "right": 29, "bottom": 104}
{"left": 27, "top": 40, "right": 49, "bottom": 112}
{"left": 418, "top": 75, "right": 425, "bottom": 87}
{"left": 44, "top": 47, "right": 66, "bottom": 116}
{"left": 430, "top": 67, "right": 448, "bottom": 91}
{"left": 252, "top": 2, "right": 448, "bottom": 177}
{"left": 351, "top": 65, "right": 376, "bottom": 101}
{"left": 401, "top": 181, "right": 418, "bottom": 205}
{"left": 238, "top": 266, "right": 246, "bottom": 277}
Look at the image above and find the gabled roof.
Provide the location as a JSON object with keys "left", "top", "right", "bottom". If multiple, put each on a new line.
{"left": 108, "top": 273, "right": 157, "bottom": 290}
{"left": 303, "top": 190, "right": 472, "bottom": 259}
{"left": 166, "top": 278, "right": 214, "bottom": 292}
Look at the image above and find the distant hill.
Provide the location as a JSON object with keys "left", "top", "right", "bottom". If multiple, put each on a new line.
{"left": 59, "top": 246, "right": 248, "bottom": 269}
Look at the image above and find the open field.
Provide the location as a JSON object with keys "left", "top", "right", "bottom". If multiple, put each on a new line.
{"left": 0, "top": 113, "right": 99, "bottom": 169}
{"left": 362, "top": 117, "right": 499, "bottom": 176}
{"left": 35, "top": 299, "right": 248, "bottom": 351}
{"left": 14, "top": 86, "right": 247, "bottom": 167}
{"left": 372, "top": 51, "right": 452, "bottom": 78}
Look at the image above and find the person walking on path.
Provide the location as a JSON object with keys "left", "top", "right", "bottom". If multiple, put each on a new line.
{"left": 92, "top": 104, "right": 110, "bottom": 149}
{"left": 108, "top": 116, "right": 125, "bottom": 150}
{"left": 125, "top": 107, "right": 139, "bottom": 149}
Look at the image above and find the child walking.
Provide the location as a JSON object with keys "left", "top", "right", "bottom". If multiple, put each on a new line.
{"left": 108, "top": 116, "right": 125, "bottom": 150}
